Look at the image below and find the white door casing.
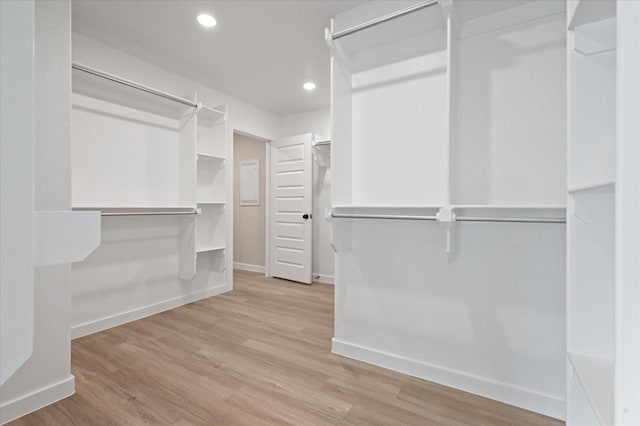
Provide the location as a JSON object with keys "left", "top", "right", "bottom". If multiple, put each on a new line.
{"left": 270, "top": 134, "right": 313, "bottom": 284}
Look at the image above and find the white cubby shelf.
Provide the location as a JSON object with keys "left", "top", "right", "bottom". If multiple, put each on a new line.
{"left": 196, "top": 246, "right": 226, "bottom": 254}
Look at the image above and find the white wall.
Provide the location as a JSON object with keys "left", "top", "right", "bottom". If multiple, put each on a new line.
{"left": 70, "top": 34, "right": 281, "bottom": 337}
{"left": 233, "top": 134, "right": 267, "bottom": 271}
{"left": 280, "top": 108, "right": 334, "bottom": 283}
{"left": 1, "top": 1, "right": 75, "bottom": 423}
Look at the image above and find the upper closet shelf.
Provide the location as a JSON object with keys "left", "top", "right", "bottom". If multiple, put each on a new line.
{"left": 569, "top": 0, "right": 616, "bottom": 30}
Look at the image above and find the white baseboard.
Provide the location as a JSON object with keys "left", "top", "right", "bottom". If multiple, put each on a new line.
{"left": 313, "top": 273, "right": 334, "bottom": 284}
{"left": 331, "top": 338, "right": 565, "bottom": 421}
{"left": 233, "top": 262, "right": 265, "bottom": 274}
{"left": 71, "top": 283, "right": 231, "bottom": 339}
{"left": 0, "top": 375, "right": 75, "bottom": 425}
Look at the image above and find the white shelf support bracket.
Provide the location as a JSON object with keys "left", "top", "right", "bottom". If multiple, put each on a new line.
{"left": 436, "top": 206, "right": 457, "bottom": 261}
{"left": 324, "top": 28, "right": 335, "bottom": 50}
{"left": 326, "top": 208, "right": 338, "bottom": 254}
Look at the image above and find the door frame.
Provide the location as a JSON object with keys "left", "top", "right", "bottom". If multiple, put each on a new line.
{"left": 231, "top": 131, "right": 314, "bottom": 280}
{"left": 231, "top": 130, "right": 272, "bottom": 277}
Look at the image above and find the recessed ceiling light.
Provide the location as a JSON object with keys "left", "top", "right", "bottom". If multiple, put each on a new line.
{"left": 197, "top": 14, "right": 217, "bottom": 28}
{"left": 303, "top": 81, "right": 316, "bottom": 91}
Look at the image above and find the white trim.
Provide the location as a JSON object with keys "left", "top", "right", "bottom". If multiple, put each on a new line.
{"left": 233, "top": 262, "right": 266, "bottom": 274}
{"left": 313, "top": 273, "right": 334, "bottom": 284}
{"left": 331, "top": 338, "right": 565, "bottom": 421}
{"left": 71, "top": 284, "right": 230, "bottom": 339}
{"left": 0, "top": 375, "right": 75, "bottom": 425}
{"left": 264, "top": 141, "right": 271, "bottom": 277}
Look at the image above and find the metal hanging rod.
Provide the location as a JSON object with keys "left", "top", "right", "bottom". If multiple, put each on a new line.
{"left": 331, "top": 0, "right": 439, "bottom": 40}
{"left": 331, "top": 213, "right": 566, "bottom": 224}
{"left": 100, "top": 211, "right": 198, "bottom": 217}
{"left": 72, "top": 62, "right": 198, "bottom": 108}
{"left": 72, "top": 63, "right": 227, "bottom": 116}
{"left": 331, "top": 213, "right": 438, "bottom": 221}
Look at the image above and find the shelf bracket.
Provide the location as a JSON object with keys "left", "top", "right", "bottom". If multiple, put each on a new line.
{"left": 436, "top": 206, "right": 457, "bottom": 262}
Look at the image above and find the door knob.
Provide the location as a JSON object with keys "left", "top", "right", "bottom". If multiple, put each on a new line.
{"left": 303, "top": 214, "right": 310, "bottom": 219}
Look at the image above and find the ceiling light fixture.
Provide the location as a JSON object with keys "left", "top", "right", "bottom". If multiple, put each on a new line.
{"left": 303, "top": 81, "right": 316, "bottom": 91}
{"left": 197, "top": 14, "right": 217, "bottom": 28}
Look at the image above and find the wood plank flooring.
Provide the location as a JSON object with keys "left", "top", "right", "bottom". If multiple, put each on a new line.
{"left": 10, "top": 270, "right": 564, "bottom": 425}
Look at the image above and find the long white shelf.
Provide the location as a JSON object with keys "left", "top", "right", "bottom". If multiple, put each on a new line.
{"left": 196, "top": 245, "right": 225, "bottom": 254}
{"left": 568, "top": 352, "right": 614, "bottom": 426}
{"left": 568, "top": 180, "right": 615, "bottom": 193}
{"left": 197, "top": 201, "right": 226, "bottom": 206}
{"left": 451, "top": 204, "right": 566, "bottom": 210}
{"left": 73, "top": 205, "right": 196, "bottom": 211}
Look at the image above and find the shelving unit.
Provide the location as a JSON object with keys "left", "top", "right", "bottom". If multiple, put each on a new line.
{"left": 328, "top": 1, "right": 569, "bottom": 420}
{"left": 566, "top": 2, "right": 616, "bottom": 424}
{"left": 193, "top": 103, "right": 229, "bottom": 282}
{"left": 69, "top": 65, "right": 231, "bottom": 337}
{"left": 566, "top": 2, "right": 640, "bottom": 425}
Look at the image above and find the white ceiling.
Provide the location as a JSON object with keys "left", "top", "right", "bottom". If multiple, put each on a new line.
{"left": 72, "top": 0, "right": 365, "bottom": 116}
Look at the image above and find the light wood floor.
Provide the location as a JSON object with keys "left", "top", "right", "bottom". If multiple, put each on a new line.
{"left": 11, "top": 270, "right": 563, "bottom": 425}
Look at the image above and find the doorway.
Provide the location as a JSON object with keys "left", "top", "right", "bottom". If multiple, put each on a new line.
{"left": 232, "top": 132, "right": 268, "bottom": 274}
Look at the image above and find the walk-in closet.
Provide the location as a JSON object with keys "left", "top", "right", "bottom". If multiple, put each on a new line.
{"left": 1, "top": 1, "right": 639, "bottom": 425}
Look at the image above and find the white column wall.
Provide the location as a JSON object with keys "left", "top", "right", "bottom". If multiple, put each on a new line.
{"left": 1, "top": 1, "right": 75, "bottom": 423}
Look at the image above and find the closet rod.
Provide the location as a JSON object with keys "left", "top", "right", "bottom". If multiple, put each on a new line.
{"left": 72, "top": 62, "right": 198, "bottom": 109}
{"left": 456, "top": 216, "right": 566, "bottom": 224}
{"left": 100, "top": 211, "right": 198, "bottom": 217}
{"left": 331, "top": 213, "right": 438, "bottom": 221}
{"left": 331, "top": 213, "right": 566, "bottom": 224}
{"left": 331, "top": 0, "right": 438, "bottom": 40}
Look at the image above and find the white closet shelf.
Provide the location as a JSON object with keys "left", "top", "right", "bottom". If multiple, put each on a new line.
{"left": 450, "top": 204, "right": 566, "bottom": 210}
{"left": 197, "top": 201, "right": 226, "bottom": 206}
{"left": 197, "top": 153, "right": 226, "bottom": 161}
{"left": 568, "top": 352, "right": 614, "bottom": 426}
{"left": 72, "top": 206, "right": 196, "bottom": 211}
{"left": 333, "top": 205, "right": 443, "bottom": 210}
{"left": 196, "top": 245, "right": 225, "bottom": 254}
{"left": 568, "top": 180, "right": 615, "bottom": 193}
{"left": 569, "top": 0, "right": 616, "bottom": 30}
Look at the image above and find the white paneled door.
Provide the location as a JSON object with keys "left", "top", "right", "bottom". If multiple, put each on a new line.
{"left": 270, "top": 134, "right": 313, "bottom": 284}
